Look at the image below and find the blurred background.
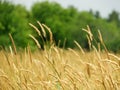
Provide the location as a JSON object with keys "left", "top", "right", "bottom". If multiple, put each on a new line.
{"left": 0, "top": 0, "right": 120, "bottom": 52}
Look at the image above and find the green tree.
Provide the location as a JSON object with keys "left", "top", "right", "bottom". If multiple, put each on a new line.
{"left": 0, "top": 1, "right": 120, "bottom": 52}
{"left": 31, "top": 1, "right": 120, "bottom": 51}
{"left": 108, "top": 10, "right": 120, "bottom": 27}
{"left": 94, "top": 11, "right": 101, "bottom": 18}
{"left": 31, "top": 1, "right": 78, "bottom": 47}
{"left": 0, "top": 1, "right": 14, "bottom": 47}
{"left": 0, "top": 1, "right": 34, "bottom": 49}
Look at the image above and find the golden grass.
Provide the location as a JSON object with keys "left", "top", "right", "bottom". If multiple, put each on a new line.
{"left": 0, "top": 22, "right": 120, "bottom": 90}
{"left": 0, "top": 49, "right": 120, "bottom": 90}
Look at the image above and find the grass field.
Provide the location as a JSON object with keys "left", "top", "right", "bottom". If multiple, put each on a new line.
{"left": 0, "top": 22, "right": 120, "bottom": 90}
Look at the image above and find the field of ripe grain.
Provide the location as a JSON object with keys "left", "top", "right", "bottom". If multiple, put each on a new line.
{"left": 0, "top": 47, "right": 120, "bottom": 90}
{"left": 0, "top": 22, "right": 120, "bottom": 90}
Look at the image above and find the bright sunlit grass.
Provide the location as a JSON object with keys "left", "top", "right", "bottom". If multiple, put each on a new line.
{"left": 0, "top": 22, "right": 120, "bottom": 90}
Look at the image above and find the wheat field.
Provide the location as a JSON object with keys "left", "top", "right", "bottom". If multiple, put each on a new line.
{"left": 0, "top": 22, "right": 120, "bottom": 90}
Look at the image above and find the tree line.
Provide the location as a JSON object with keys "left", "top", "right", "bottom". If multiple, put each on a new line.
{"left": 0, "top": 1, "right": 120, "bottom": 52}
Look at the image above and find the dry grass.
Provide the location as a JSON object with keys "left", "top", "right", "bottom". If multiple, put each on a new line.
{"left": 0, "top": 22, "right": 120, "bottom": 90}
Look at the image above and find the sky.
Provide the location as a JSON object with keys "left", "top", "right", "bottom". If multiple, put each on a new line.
{"left": 9, "top": 0, "right": 120, "bottom": 18}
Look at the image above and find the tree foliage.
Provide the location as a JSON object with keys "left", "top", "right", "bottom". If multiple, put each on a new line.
{"left": 0, "top": 1, "right": 34, "bottom": 49}
{"left": 0, "top": 1, "right": 120, "bottom": 52}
